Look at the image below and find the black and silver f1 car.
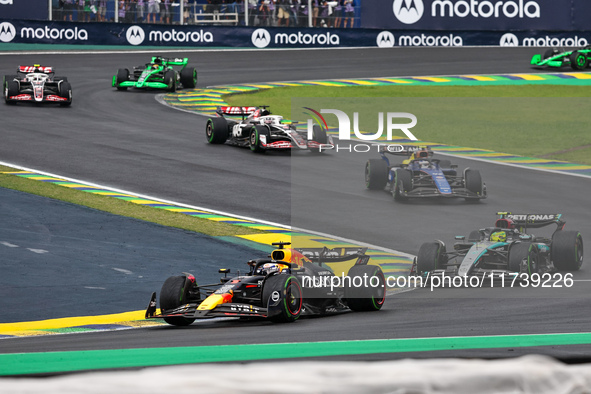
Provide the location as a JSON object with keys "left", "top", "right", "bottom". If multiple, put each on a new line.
{"left": 365, "top": 146, "right": 486, "bottom": 201}
{"left": 113, "top": 56, "right": 197, "bottom": 92}
{"left": 205, "top": 106, "right": 335, "bottom": 153}
{"left": 531, "top": 46, "right": 591, "bottom": 70}
{"left": 145, "top": 242, "right": 385, "bottom": 325}
{"left": 411, "top": 212, "right": 584, "bottom": 279}
{"left": 4, "top": 65, "right": 72, "bottom": 106}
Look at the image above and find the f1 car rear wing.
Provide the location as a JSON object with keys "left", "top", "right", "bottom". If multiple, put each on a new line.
{"left": 18, "top": 65, "right": 53, "bottom": 73}
{"left": 217, "top": 106, "right": 258, "bottom": 117}
{"left": 379, "top": 144, "right": 433, "bottom": 157}
{"left": 496, "top": 212, "right": 566, "bottom": 232}
{"left": 152, "top": 57, "right": 188, "bottom": 66}
{"left": 296, "top": 247, "right": 370, "bottom": 266}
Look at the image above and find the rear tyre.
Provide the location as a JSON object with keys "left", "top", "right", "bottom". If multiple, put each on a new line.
{"left": 570, "top": 51, "right": 589, "bottom": 70}
{"left": 164, "top": 70, "right": 176, "bottom": 92}
{"left": 364, "top": 159, "right": 388, "bottom": 190}
{"left": 417, "top": 242, "right": 446, "bottom": 273}
{"left": 464, "top": 169, "right": 483, "bottom": 201}
{"left": 552, "top": 231, "right": 584, "bottom": 271}
{"left": 160, "top": 275, "right": 197, "bottom": 326}
{"left": 59, "top": 81, "right": 72, "bottom": 107}
{"left": 263, "top": 274, "right": 302, "bottom": 323}
{"left": 116, "top": 68, "right": 129, "bottom": 91}
{"left": 5, "top": 79, "right": 18, "bottom": 105}
{"left": 180, "top": 67, "right": 197, "bottom": 89}
{"left": 344, "top": 265, "right": 386, "bottom": 311}
{"left": 205, "top": 117, "right": 229, "bottom": 144}
{"left": 249, "top": 125, "right": 269, "bottom": 153}
{"left": 393, "top": 168, "right": 412, "bottom": 201}
{"left": 508, "top": 242, "right": 538, "bottom": 275}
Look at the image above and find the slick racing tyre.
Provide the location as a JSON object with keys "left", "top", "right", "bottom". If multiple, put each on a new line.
{"left": 206, "top": 117, "right": 229, "bottom": 144}
{"left": 263, "top": 274, "right": 302, "bottom": 323}
{"left": 180, "top": 67, "right": 197, "bottom": 89}
{"left": 4, "top": 79, "right": 18, "bottom": 105}
{"left": 59, "top": 81, "right": 72, "bottom": 107}
{"left": 309, "top": 124, "right": 327, "bottom": 154}
{"left": 164, "top": 70, "right": 176, "bottom": 92}
{"left": 570, "top": 51, "right": 589, "bottom": 70}
{"left": 417, "top": 242, "right": 447, "bottom": 273}
{"left": 364, "top": 159, "right": 388, "bottom": 190}
{"left": 551, "top": 231, "right": 584, "bottom": 271}
{"left": 249, "top": 125, "right": 270, "bottom": 153}
{"left": 160, "top": 275, "right": 198, "bottom": 326}
{"left": 344, "top": 264, "right": 386, "bottom": 311}
{"left": 116, "top": 68, "right": 129, "bottom": 91}
{"left": 464, "top": 169, "right": 484, "bottom": 201}
{"left": 393, "top": 168, "right": 412, "bottom": 201}
{"left": 508, "top": 242, "right": 538, "bottom": 275}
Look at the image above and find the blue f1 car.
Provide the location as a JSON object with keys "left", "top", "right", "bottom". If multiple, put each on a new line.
{"left": 411, "top": 212, "right": 584, "bottom": 279}
{"left": 364, "top": 146, "right": 486, "bottom": 202}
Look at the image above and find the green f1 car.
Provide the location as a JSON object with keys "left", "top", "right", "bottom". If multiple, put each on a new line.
{"left": 531, "top": 46, "right": 591, "bottom": 70}
{"left": 113, "top": 56, "right": 197, "bottom": 92}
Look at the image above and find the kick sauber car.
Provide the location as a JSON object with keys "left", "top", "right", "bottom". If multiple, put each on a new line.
{"left": 365, "top": 146, "right": 486, "bottom": 201}
{"left": 113, "top": 56, "right": 197, "bottom": 92}
{"left": 145, "top": 242, "right": 385, "bottom": 326}
{"left": 531, "top": 46, "right": 591, "bottom": 70}
{"left": 205, "top": 106, "right": 335, "bottom": 153}
{"left": 411, "top": 212, "right": 584, "bottom": 280}
{"left": 4, "top": 65, "right": 72, "bottom": 106}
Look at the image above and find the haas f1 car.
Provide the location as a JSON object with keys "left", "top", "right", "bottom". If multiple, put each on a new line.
{"left": 412, "top": 212, "right": 584, "bottom": 279}
{"left": 531, "top": 46, "right": 591, "bottom": 70}
{"left": 205, "top": 106, "right": 335, "bottom": 153}
{"left": 145, "top": 242, "right": 386, "bottom": 325}
{"left": 4, "top": 65, "right": 72, "bottom": 106}
{"left": 365, "top": 146, "right": 486, "bottom": 201}
{"left": 113, "top": 56, "right": 197, "bottom": 92}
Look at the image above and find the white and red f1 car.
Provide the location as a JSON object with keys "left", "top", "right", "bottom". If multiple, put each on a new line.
{"left": 205, "top": 106, "right": 334, "bottom": 153}
{"left": 3, "top": 65, "right": 72, "bottom": 106}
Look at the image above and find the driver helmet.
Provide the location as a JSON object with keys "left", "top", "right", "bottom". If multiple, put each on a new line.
{"left": 260, "top": 108, "right": 270, "bottom": 116}
{"left": 256, "top": 263, "right": 281, "bottom": 276}
{"left": 490, "top": 231, "right": 507, "bottom": 242}
{"left": 154, "top": 57, "right": 163, "bottom": 64}
{"left": 415, "top": 148, "right": 429, "bottom": 159}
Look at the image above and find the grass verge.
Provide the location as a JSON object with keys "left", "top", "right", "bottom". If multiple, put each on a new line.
{"left": 224, "top": 85, "right": 591, "bottom": 165}
{"left": 0, "top": 165, "right": 261, "bottom": 237}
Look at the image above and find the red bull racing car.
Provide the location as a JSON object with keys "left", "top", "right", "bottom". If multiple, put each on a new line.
{"left": 205, "top": 106, "right": 334, "bottom": 153}
{"left": 3, "top": 65, "right": 72, "bottom": 106}
{"left": 145, "top": 242, "right": 385, "bottom": 325}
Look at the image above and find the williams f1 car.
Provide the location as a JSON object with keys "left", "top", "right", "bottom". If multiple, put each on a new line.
{"left": 113, "top": 56, "right": 197, "bottom": 92}
{"left": 531, "top": 46, "right": 591, "bottom": 70}
{"left": 411, "top": 212, "right": 584, "bottom": 280}
{"left": 365, "top": 146, "right": 486, "bottom": 201}
{"left": 205, "top": 106, "right": 335, "bottom": 153}
{"left": 4, "top": 65, "right": 72, "bottom": 106}
{"left": 145, "top": 242, "right": 385, "bottom": 325}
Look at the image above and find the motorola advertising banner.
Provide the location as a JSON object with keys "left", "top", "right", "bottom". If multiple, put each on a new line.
{"left": 0, "top": 19, "right": 589, "bottom": 48}
{"left": 0, "top": 0, "right": 48, "bottom": 21}
{"left": 361, "top": 0, "right": 591, "bottom": 31}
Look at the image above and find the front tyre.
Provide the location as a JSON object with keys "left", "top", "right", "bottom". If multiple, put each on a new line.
{"left": 164, "top": 70, "right": 176, "bottom": 92}
{"left": 59, "top": 81, "right": 72, "bottom": 107}
{"left": 263, "top": 274, "right": 302, "bottom": 323}
{"left": 205, "top": 117, "right": 229, "bottom": 144}
{"left": 417, "top": 242, "right": 447, "bottom": 273}
{"left": 344, "top": 265, "right": 386, "bottom": 311}
{"left": 249, "top": 125, "right": 269, "bottom": 153}
{"left": 552, "top": 231, "right": 584, "bottom": 271}
{"left": 160, "top": 275, "right": 197, "bottom": 326}
{"left": 309, "top": 124, "right": 327, "bottom": 153}
{"left": 464, "top": 169, "right": 484, "bottom": 201}
{"left": 5, "top": 79, "right": 18, "bottom": 105}
{"left": 365, "top": 159, "right": 388, "bottom": 190}
{"left": 393, "top": 168, "right": 412, "bottom": 201}
{"left": 115, "top": 68, "right": 129, "bottom": 91}
{"left": 508, "top": 242, "right": 538, "bottom": 275}
{"left": 180, "top": 67, "right": 197, "bottom": 89}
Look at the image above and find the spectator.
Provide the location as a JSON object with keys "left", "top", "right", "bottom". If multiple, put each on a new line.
{"left": 318, "top": 0, "right": 328, "bottom": 27}
{"left": 118, "top": 0, "right": 126, "bottom": 21}
{"left": 312, "top": 0, "right": 318, "bottom": 26}
{"left": 97, "top": 0, "right": 107, "bottom": 21}
{"left": 297, "top": 0, "right": 308, "bottom": 27}
{"left": 63, "top": 0, "right": 74, "bottom": 20}
{"left": 332, "top": 0, "right": 342, "bottom": 27}
{"left": 160, "top": 0, "right": 171, "bottom": 23}
{"left": 147, "top": 0, "right": 160, "bottom": 23}
{"left": 276, "top": 0, "right": 289, "bottom": 26}
{"left": 342, "top": 0, "right": 354, "bottom": 27}
{"left": 247, "top": 0, "right": 257, "bottom": 25}
{"left": 76, "top": 0, "right": 85, "bottom": 21}
{"left": 257, "top": 0, "right": 269, "bottom": 26}
{"left": 136, "top": 0, "right": 145, "bottom": 22}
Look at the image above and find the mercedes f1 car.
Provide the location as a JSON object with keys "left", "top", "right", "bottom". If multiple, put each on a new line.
{"left": 365, "top": 146, "right": 486, "bottom": 201}
{"left": 531, "top": 46, "right": 591, "bottom": 70}
{"left": 112, "top": 56, "right": 197, "bottom": 92}
{"left": 4, "top": 65, "right": 72, "bottom": 106}
{"left": 145, "top": 242, "right": 385, "bottom": 325}
{"left": 411, "top": 212, "right": 584, "bottom": 280}
{"left": 205, "top": 106, "right": 335, "bottom": 153}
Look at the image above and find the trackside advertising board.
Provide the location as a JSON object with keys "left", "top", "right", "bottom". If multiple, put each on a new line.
{"left": 0, "top": 20, "right": 589, "bottom": 48}
{"left": 361, "top": 0, "right": 591, "bottom": 31}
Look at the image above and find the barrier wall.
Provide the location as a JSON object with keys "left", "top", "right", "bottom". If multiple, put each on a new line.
{"left": 0, "top": 19, "right": 590, "bottom": 48}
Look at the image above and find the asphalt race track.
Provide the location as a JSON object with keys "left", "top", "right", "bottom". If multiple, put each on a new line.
{"left": 1, "top": 47, "right": 590, "bottom": 361}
